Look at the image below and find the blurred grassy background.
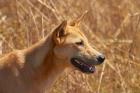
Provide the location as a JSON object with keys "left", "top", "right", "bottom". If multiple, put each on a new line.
{"left": 0, "top": 0, "right": 140, "bottom": 93}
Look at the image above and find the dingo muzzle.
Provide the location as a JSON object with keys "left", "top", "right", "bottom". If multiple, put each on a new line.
{"left": 71, "top": 54, "right": 105, "bottom": 74}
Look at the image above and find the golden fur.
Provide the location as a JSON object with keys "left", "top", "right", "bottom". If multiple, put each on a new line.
{"left": 0, "top": 20, "right": 104, "bottom": 93}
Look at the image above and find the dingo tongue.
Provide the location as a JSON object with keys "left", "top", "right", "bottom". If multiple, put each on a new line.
{"left": 89, "top": 66, "right": 95, "bottom": 73}
{"left": 71, "top": 58, "right": 96, "bottom": 74}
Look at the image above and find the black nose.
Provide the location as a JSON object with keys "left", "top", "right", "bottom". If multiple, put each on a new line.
{"left": 96, "top": 54, "right": 105, "bottom": 63}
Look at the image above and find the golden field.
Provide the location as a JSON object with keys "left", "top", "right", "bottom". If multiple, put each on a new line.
{"left": 0, "top": 0, "right": 140, "bottom": 93}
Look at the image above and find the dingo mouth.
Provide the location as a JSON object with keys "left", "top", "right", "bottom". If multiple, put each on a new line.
{"left": 71, "top": 58, "right": 95, "bottom": 74}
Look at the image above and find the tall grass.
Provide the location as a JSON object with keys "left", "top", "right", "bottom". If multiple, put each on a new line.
{"left": 0, "top": 0, "right": 140, "bottom": 93}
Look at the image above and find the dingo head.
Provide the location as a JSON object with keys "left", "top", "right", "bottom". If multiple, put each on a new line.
{"left": 52, "top": 20, "right": 105, "bottom": 74}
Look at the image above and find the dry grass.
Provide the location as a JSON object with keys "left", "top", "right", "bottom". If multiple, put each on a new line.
{"left": 0, "top": 0, "right": 140, "bottom": 93}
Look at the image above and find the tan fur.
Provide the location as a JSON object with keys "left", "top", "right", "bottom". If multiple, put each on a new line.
{"left": 0, "top": 20, "right": 103, "bottom": 93}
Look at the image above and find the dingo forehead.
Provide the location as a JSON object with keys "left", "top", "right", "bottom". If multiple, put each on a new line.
{"left": 64, "top": 26, "right": 88, "bottom": 44}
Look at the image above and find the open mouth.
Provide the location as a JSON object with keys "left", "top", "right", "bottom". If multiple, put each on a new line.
{"left": 71, "top": 58, "right": 95, "bottom": 74}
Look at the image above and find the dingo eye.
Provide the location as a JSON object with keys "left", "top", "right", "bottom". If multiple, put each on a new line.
{"left": 75, "top": 40, "right": 84, "bottom": 46}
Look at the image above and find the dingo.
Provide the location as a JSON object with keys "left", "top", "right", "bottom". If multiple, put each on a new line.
{"left": 0, "top": 20, "right": 105, "bottom": 93}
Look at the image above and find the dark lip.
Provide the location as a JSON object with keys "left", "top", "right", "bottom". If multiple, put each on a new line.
{"left": 71, "top": 58, "right": 95, "bottom": 74}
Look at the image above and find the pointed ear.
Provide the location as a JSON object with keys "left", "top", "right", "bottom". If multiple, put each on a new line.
{"left": 70, "top": 10, "right": 88, "bottom": 26}
{"left": 53, "top": 20, "right": 68, "bottom": 44}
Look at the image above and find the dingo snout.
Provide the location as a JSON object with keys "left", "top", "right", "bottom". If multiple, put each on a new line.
{"left": 71, "top": 50, "right": 105, "bottom": 74}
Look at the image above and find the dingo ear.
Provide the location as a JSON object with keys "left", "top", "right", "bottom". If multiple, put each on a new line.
{"left": 70, "top": 11, "right": 88, "bottom": 26}
{"left": 53, "top": 20, "right": 68, "bottom": 44}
